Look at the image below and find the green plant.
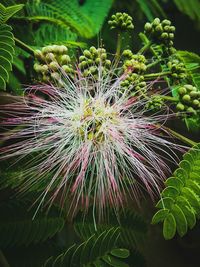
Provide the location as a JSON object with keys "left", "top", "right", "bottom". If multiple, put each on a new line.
{"left": 0, "top": 3, "right": 23, "bottom": 90}
{"left": 44, "top": 228, "right": 129, "bottom": 266}
{"left": 152, "top": 143, "right": 200, "bottom": 240}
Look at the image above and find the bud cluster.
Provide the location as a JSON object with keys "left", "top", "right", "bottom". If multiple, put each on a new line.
{"left": 144, "top": 18, "right": 175, "bottom": 47}
{"left": 34, "top": 45, "right": 74, "bottom": 84}
{"left": 167, "top": 59, "right": 187, "bottom": 80}
{"left": 122, "top": 50, "right": 147, "bottom": 73}
{"left": 108, "top": 12, "right": 134, "bottom": 31}
{"left": 78, "top": 46, "right": 111, "bottom": 78}
{"left": 145, "top": 96, "right": 164, "bottom": 111}
{"left": 176, "top": 84, "right": 200, "bottom": 115}
{"left": 120, "top": 73, "right": 147, "bottom": 96}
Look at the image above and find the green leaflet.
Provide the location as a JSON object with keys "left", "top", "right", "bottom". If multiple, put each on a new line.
{"left": 163, "top": 213, "right": 176, "bottom": 240}
{"left": 152, "top": 143, "right": 200, "bottom": 239}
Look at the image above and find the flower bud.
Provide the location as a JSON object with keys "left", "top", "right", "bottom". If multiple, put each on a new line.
{"left": 176, "top": 103, "right": 185, "bottom": 111}
{"left": 182, "top": 94, "right": 191, "bottom": 103}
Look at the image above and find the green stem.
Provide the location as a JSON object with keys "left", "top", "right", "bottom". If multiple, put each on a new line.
{"left": 0, "top": 250, "right": 10, "bottom": 267}
{"left": 144, "top": 71, "right": 171, "bottom": 79}
{"left": 138, "top": 32, "right": 152, "bottom": 54}
{"left": 14, "top": 37, "right": 35, "bottom": 56}
{"left": 116, "top": 32, "right": 122, "bottom": 62}
{"left": 161, "top": 125, "right": 197, "bottom": 147}
{"left": 146, "top": 60, "right": 161, "bottom": 69}
{"left": 138, "top": 41, "right": 152, "bottom": 54}
{"left": 155, "top": 95, "right": 179, "bottom": 102}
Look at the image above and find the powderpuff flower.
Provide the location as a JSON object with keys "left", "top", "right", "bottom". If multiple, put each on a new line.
{"left": 0, "top": 69, "right": 182, "bottom": 218}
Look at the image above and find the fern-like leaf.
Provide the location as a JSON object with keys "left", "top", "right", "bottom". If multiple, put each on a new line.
{"left": 24, "top": 0, "right": 112, "bottom": 39}
{"left": 173, "top": 0, "right": 200, "bottom": 22}
{"left": 152, "top": 143, "right": 200, "bottom": 240}
{"left": 0, "top": 3, "right": 23, "bottom": 90}
{"left": 0, "top": 197, "right": 65, "bottom": 247}
{"left": 0, "top": 24, "right": 15, "bottom": 90}
{"left": 0, "top": 3, "right": 24, "bottom": 24}
{"left": 44, "top": 227, "right": 130, "bottom": 267}
{"left": 74, "top": 209, "right": 147, "bottom": 249}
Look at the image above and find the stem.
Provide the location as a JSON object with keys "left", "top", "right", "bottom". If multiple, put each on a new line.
{"left": 155, "top": 95, "right": 179, "bottom": 102}
{"left": 138, "top": 41, "right": 152, "bottom": 54}
{"left": 138, "top": 32, "right": 152, "bottom": 54}
{"left": 144, "top": 71, "right": 171, "bottom": 79}
{"left": 14, "top": 37, "right": 35, "bottom": 56}
{"left": 0, "top": 250, "right": 10, "bottom": 267}
{"left": 116, "top": 32, "right": 122, "bottom": 62}
{"left": 161, "top": 125, "right": 197, "bottom": 147}
{"left": 146, "top": 60, "right": 162, "bottom": 69}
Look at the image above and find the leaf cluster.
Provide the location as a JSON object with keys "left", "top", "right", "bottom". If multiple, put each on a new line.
{"left": 152, "top": 143, "right": 200, "bottom": 240}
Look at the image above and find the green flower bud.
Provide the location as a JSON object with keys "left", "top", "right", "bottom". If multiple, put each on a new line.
{"left": 51, "top": 72, "right": 60, "bottom": 80}
{"left": 83, "top": 50, "right": 91, "bottom": 58}
{"left": 34, "top": 63, "right": 43, "bottom": 73}
{"left": 34, "top": 49, "right": 44, "bottom": 61}
{"left": 144, "top": 22, "right": 152, "bottom": 32}
{"left": 153, "top": 18, "right": 160, "bottom": 26}
{"left": 62, "top": 65, "right": 72, "bottom": 73}
{"left": 189, "top": 91, "right": 198, "bottom": 98}
{"left": 61, "top": 55, "right": 71, "bottom": 65}
{"left": 45, "top": 53, "right": 55, "bottom": 63}
{"left": 95, "top": 58, "right": 101, "bottom": 64}
{"left": 42, "top": 75, "right": 49, "bottom": 83}
{"left": 105, "top": 60, "right": 111, "bottom": 67}
{"left": 155, "top": 25, "right": 163, "bottom": 33}
{"left": 182, "top": 94, "right": 191, "bottom": 103}
{"left": 89, "top": 46, "right": 97, "bottom": 54}
{"left": 187, "top": 107, "right": 196, "bottom": 114}
{"left": 193, "top": 99, "right": 199, "bottom": 106}
{"left": 100, "top": 53, "right": 107, "bottom": 60}
{"left": 161, "top": 32, "right": 168, "bottom": 39}
{"left": 42, "top": 46, "right": 51, "bottom": 54}
{"left": 170, "top": 26, "right": 176, "bottom": 32}
{"left": 41, "top": 65, "right": 48, "bottom": 73}
{"left": 164, "top": 26, "right": 170, "bottom": 32}
{"left": 176, "top": 103, "right": 185, "bottom": 111}
{"left": 162, "top": 19, "right": 171, "bottom": 26}
{"left": 184, "top": 84, "right": 194, "bottom": 91}
{"left": 54, "top": 45, "right": 67, "bottom": 55}
{"left": 49, "top": 62, "right": 60, "bottom": 71}
{"left": 89, "top": 66, "right": 97, "bottom": 74}
{"left": 79, "top": 55, "right": 85, "bottom": 62}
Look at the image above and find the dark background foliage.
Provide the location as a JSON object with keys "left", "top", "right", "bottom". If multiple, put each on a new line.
{"left": 0, "top": 1, "right": 200, "bottom": 267}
